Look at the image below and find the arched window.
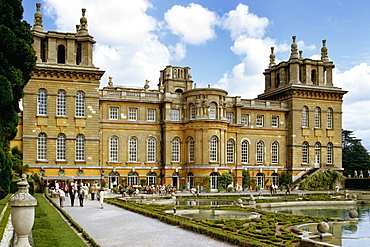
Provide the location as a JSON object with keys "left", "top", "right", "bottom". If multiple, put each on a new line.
{"left": 210, "top": 172, "right": 219, "bottom": 190}
{"left": 271, "top": 141, "right": 279, "bottom": 164}
{"left": 241, "top": 140, "right": 249, "bottom": 163}
{"left": 127, "top": 171, "right": 138, "bottom": 186}
{"left": 146, "top": 172, "right": 157, "bottom": 185}
{"left": 56, "top": 133, "right": 66, "bottom": 161}
{"left": 210, "top": 136, "right": 218, "bottom": 162}
{"left": 256, "top": 141, "right": 264, "bottom": 164}
{"left": 57, "top": 44, "right": 66, "bottom": 64}
{"left": 129, "top": 137, "right": 138, "bottom": 162}
{"left": 172, "top": 137, "right": 180, "bottom": 162}
{"left": 56, "top": 90, "right": 66, "bottom": 116}
{"left": 75, "top": 91, "right": 85, "bottom": 117}
{"left": 109, "top": 136, "right": 118, "bottom": 162}
{"left": 226, "top": 139, "right": 235, "bottom": 163}
{"left": 189, "top": 104, "right": 195, "bottom": 119}
{"left": 188, "top": 137, "right": 194, "bottom": 162}
{"left": 147, "top": 137, "right": 156, "bottom": 162}
{"left": 187, "top": 172, "right": 194, "bottom": 187}
{"left": 302, "top": 106, "right": 309, "bottom": 128}
{"left": 326, "top": 108, "right": 333, "bottom": 129}
{"left": 314, "top": 142, "right": 321, "bottom": 167}
{"left": 302, "top": 142, "right": 309, "bottom": 164}
{"left": 327, "top": 143, "right": 333, "bottom": 165}
{"left": 209, "top": 103, "right": 216, "bottom": 119}
{"left": 37, "top": 89, "right": 47, "bottom": 115}
{"left": 75, "top": 134, "right": 85, "bottom": 161}
{"left": 256, "top": 172, "right": 265, "bottom": 188}
{"left": 37, "top": 133, "right": 47, "bottom": 160}
{"left": 271, "top": 173, "right": 279, "bottom": 186}
{"left": 314, "top": 107, "right": 321, "bottom": 128}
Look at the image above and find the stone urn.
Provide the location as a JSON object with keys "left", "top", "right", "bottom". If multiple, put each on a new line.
{"left": 349, "top": 210, "right": 358, "bottom": 219}
{"left": 9, "top": 174, "right": 37, "bottom": 247}
{"left": 317, "top": 222, "right": 329, "bottom": 233}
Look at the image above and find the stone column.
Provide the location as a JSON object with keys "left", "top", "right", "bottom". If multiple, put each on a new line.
{"left": 9, "top": 174, "right": 37, "bottom": 247}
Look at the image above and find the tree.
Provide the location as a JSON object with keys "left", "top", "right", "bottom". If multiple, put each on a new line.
{"left": 342, "top": 130, "right": 370, "bottom": 177}
{"left": 0, "top": 0, "right": 36, "bottom": 199}
{"left": 279, "top": 172, "right": 292, "bottom": 185}
{"left": 218, "top": 172, "right": 233, "bottom": 190}
{"left": 242, "top": 170, "right": 251, "bottom": 190}
{"left": 10, "top": 146, "right": 28, "bottom": 177}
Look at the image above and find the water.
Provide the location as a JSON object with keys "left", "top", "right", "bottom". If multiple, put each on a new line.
{"left": 169, "top": 209, "right": 257, "bottom": 220}
{"left": 175, "top": 199, "right": 233, "bottom": 206}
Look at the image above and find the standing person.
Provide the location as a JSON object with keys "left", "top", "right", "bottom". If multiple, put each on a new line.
{"left": 90, "top": 184, "right": 97, "bottom": 200}
{"left": 78, "top": 186, "right": 84, "bottom": 207}
{"left": 59, "top": 189, "right": 65, "bottom": 208}
{"left": 69, "top": 181, "right": 76, "bottom": 207}
{"left": 99, "top": 189, "right": 105, "bottom": 209}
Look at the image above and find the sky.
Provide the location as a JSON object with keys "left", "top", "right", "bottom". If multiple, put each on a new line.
{"left": 22, "top": 0, "right": 370, "bottom": 150}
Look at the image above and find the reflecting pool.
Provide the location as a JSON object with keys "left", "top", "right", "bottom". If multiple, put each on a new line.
{"left": 165, "top": 209, "right": 259, "bottom": 220}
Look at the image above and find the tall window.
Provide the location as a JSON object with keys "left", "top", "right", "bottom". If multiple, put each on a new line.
{"left": 146, "top": 172, "right": 156, "bottom": 185}
{"left": 127, "top": 171, "right": 138, "bottom": 185}
{"left": 147, "top": 137, "right": 156, "bottom": 162}
{"left": 188, "top": 137, "right": 194, "bottom": 162}
{"left": 129, "top": 108, "right": 137, "bottom": 121}
{"left": 189, "top": 104, "right": 195, "bottom": 119}
{"left": 209, "top": 103, "right": 216, "bottom": 119}
{"left": 75, "top": 134, "right": 85, "bottom": 161}
{"left": 37, "top": 133, "right": 47, "bottom": 160}
{"left": 327, "top": 143, "right": 333, "bottom": 165}
{"left": 271, "top": 141, "right": 279, "bottom": 164}
{"left": 314, "top": 107, "right": 321, "bottom": 128}
{"left": 171, "top": 109, "right": 179, "bottom": 121}
{"left": 147, "top": 109, "right": 155, "bottom": 122}
{"left": 226, "top": 139, "right": 235, "bottom": 163}
{"left": 256, "top": 141, "right": 264, "bottom": 164}
{"left": 241, "top": 140, "right": 249, "bottom": 163}
{"left": 109, "top": 136, "right": 118, "bottom": 162}
{"left": 56, "top": 90, "right": 66, "bottom": 116}
{"left": 57, "top": 44, "right": 66, "bottom": 63}
{"left": 241, "top": 114, "right": 249, "bottom": 125}
{"left": 271, "top": 173, "right": 279, "bottom": 186}
{"left": 302, "top": 106, "right": 309, "bottom": 128}
{"left": 187, "top": 172, "right": 194, "bottom": 187}
{"left": 256, "top": 173, "right": 264, "bottom": 188}
{"left": 226, "top": 112, "right": 233, "bottom": 123}
{"left": 37, "top": 89, "right": 47, "bottom": 115}
{"left": 172, "top": 137, "right": 180, "bottom": 162}
{"left": 314, "top": 142, "right": 321, "bottom": 166}
{"left": 256, "top": 115, "right": 264, "bottom": 127}
{"left": 326, "top": 108, "right": 333, "bottom": 129}
{"left": 272, "top": 116, "right": 279, "bottom": 127}
{"left": 210, "top": 136, "right": 218, "bottom": 162}
{"left": 302, "top": 142, "right": 309, "bottom": 164}
{"left": 75, "top": 91, "right": 85, "bottom": 117}
{"left": 210, "top": 172, "right": 219, "bottom": 189}
{"left": 110, "top": 107, "right": 118, "bottom": 120}
{"left": 129, "top": 137, "right": 138, "bottom": 162}
{"left": 56, "top": 133, "right": 66, "bottom": 161}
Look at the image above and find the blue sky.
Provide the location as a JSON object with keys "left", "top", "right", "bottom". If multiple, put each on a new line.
{"left": 22, "top": 0, "right": 370, "bottom": 150}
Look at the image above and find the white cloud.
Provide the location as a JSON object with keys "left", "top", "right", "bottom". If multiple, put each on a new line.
{"left": 164, "top": 3, "right": 217, "bottom": 45}
{"left": 169, "top": 42, "right": 187, "bottom": 61}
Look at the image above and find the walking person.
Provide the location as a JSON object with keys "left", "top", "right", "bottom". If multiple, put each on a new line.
{"left": 59, "top": 189, "right": 65, "bottom": 208}
{"left": 69, "top": 181, "right": 76, "bottom": 207}
{"left": 78, "top": 186, "right": 84, "bottom": 207}
{"left": 99, "top": 189, "right": 105, "bottom": 209}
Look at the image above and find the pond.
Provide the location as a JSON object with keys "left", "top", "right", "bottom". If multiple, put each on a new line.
{"left": 165, "top": 209, "right": 259, "bottom": 220}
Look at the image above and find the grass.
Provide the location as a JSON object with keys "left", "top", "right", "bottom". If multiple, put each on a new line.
{"left": 0, "top": 194, "right": 12, "bottom": 240}
{"left": 32, "top": 194, "right": 87, "bottom": 247}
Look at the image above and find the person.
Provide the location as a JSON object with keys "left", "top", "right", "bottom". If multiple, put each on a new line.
{"left": 273, "top": 184, "right": 278, "bottom": 194}
{"left": 69, "top": 181, "right": 76, "bottom": 207}
{"left": 190, "top": 187, "right": 197, "bottom": 196}
{"left": 90, "top": 184, "right": 97, "bottom": 200}
{"left": 59, "top": 189, "right": 65, "bottom": 208}
{"left": 354, "top": 170, "right": 358, "bottom": 178}
{"left": 78, "top": 186, "right": 84, "bottom": 207}
{"left": 359, "top": 170, "right": 364, "bottom": 178}
{"left": 269, "top": 184, "right": 274, "bottom": 195}
{"left": 335, "top": 185, "right": 340, "bottom": 193}
{"left": 285, "top": 183, "right": 291, "bottom": 195}
{"left": 99, "top": 189, "right": 105, "bottom": 209}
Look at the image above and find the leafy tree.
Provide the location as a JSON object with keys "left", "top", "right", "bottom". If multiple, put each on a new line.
{"left": 342, "top": 130, "right": 370, "bottom": 177}
{"left": 10, "top": 146, "right": 28, "bottom": 177}
{"left": 218, "top": 172, "right": 233, "bottom": 189}
{"left": 279, "top": 172, "right": 292, "bottom": 185}
{"left": 0, "top": 0, "right": 36, "bottom": 199}
{"left": 242, "top": 170, "right": 251, "bottom": 190}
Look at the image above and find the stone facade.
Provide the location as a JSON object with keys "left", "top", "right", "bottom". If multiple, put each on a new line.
{"left": 11, "top": 5, "right": 347, "bottom": 190}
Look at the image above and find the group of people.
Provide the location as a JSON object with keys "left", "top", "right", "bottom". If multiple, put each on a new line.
{"left": 48, "top": 181, "right": 105, "bottom": 209}
{"left": 117, "top": 184, "right": 178, "bottom": 196}
{"left": 269, "top": 183, "right": 291, "bottom": 195}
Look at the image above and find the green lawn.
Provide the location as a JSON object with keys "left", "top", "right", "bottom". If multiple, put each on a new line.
{"left": 0, "top": 194, "right": 12, "bottom": 240}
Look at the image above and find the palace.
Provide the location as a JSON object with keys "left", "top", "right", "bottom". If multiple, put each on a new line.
{"left": 12, "top": 4, "right": 347, "bottom": 190}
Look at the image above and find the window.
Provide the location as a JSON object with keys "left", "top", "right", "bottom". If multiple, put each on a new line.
{"left": 314, "top": 142, "right": 321, "bottom": 166}
{"left": 171, "top": 109, "right": 179, "bottom": 121}
{"left": 241, "top": 114, "right": 249, "bottom": 125}
{"left": 147, "top": 137, "right": 156, "bottom": 162}
{"left": 37, "top": 89, "right": 47, "bottom": 115}
{"left": 56, "top": 90, "right": 66, "bottom": 116}
{"left": 271, "top": 141, "right": 279, "bottom": 164}
{"left": 75, "top": 91, "right": 85, "bottom": 117}
{"left": 146, "top": 172, "right": 156, "bottom": 185}
{"left": 302, "top": 142, "right": 309, "bottom": 164}
{"left": 56, "top": 133, "right": 66, "bottom": 161}
{"left": 256, "top": 173, "right": 264, "bottom": 188}
{"left": 57, "top": 44, "right": 65, "bottom": 64}
{"left": 256, "top": 141, "right": 264, "bottom": 164}
{"left": 172, "top": 137, "right": 180, "bottom": 162}
{"left": 110, "top": 107, "right": 118, "bottom": 120}
{"left": 188, "top": 137, "right": 194, "bottom": 162}
{"left": 271, "top": 173, "right": 279, "bottom": 186}
{"left": 210, "top": 172, "right": 219, "bottom": 190}
{"left": 326, "top": 108, "right": 333, "bottom": 129}
{"left": 187, "top": 172, "right": 194, "bottom": 187}
{"left": 256, "top": 115, "right": 264, "bottom": 127}
{"left": 209, "top": 103, "right": 216, "bottom": 119}
{"left": 327, "top": 143, "right": 333, "bottom": 165}
{"left": 37, "top": 133, "right": 47, "bottom": 160}
{"left": 210, "top": 136, "right": 218, "bottom": 162}
{"left": 272, "top": 116, "right": 279, "bottom": 127}
{"left": 189, "top": 104, "right": 195, "bottom": 119}
{"left": 241, "top": 140, "right": 249, "bottom": 163}
{"left": 75, "top": 134, "right": 85, "bottom": 161}
{"left": 129, "top": 108, "right": 137, "bottom": 121}
{"left": 226, "top": 112, "right": 233, "bottom": 123}
{"left": 314, "top": 107, "right": 321, "bottom": 128}
{"left": 302, "top": 106, "right": 309, "bottom": 128}
{"left": 226, "top": 139, "right": 235, "bottom": 163}
{"left": 147, "top": 109, "right": 155, "bottom": 122}
{"left": 129, "top": 137, "right": 138, "bottom": 162}
{"left": 127, "top": 171, "right": 138, "bottom": 186}
{"left": 109, "top": 136, "right": 118, "bottom": 162}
